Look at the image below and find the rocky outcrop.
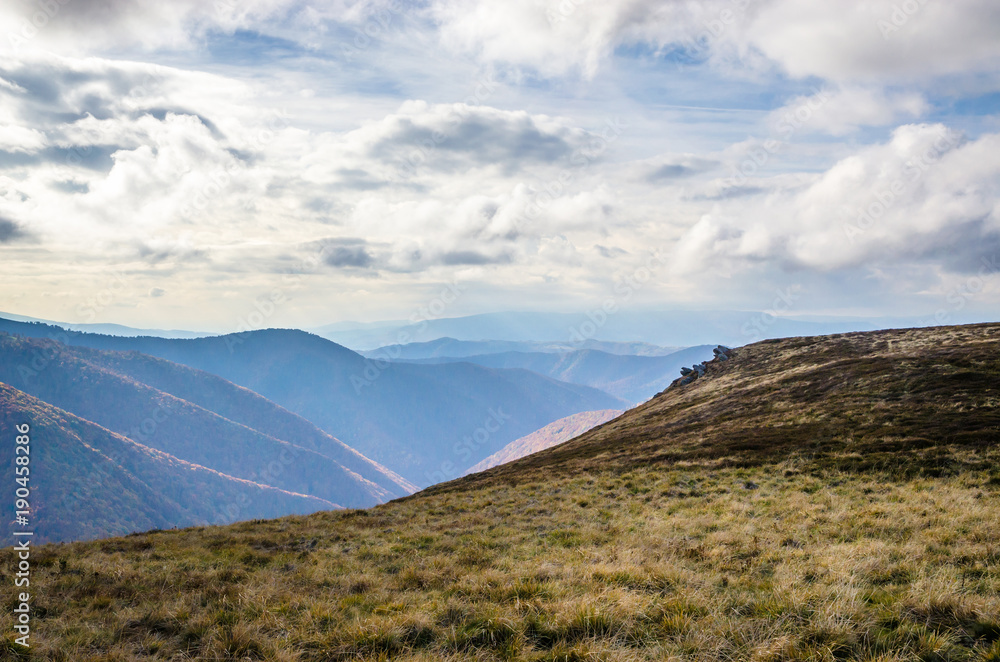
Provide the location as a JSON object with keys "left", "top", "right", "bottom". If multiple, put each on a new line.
{"left": 661, "top": 345, "right": 734, "bottom": 393}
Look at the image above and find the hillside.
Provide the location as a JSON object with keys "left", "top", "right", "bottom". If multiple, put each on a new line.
{"left": 3, "top": 324, "right": 999, "bottom": 661}
{"left": 408, "top": 346, "right": 716, "bottom": 404}
{"left": 58, "top": 342, "right": 416, "bottom": 497}
{"left": 0, "top": 384, "right": 335, "bottom": 544}
{"left": 457, "top": 323, "right": 1000, "bottom": 481}
{"left": 0, "top": 334, "right": 411, "bottom": 509}
{"left": 0, "top": 319, "right": 628, "bottom": 484}
{"left": 466, "top": 409, "right": 624, "bottom": 474}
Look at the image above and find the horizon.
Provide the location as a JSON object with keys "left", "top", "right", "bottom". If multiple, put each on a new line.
{"left": 1, "top": 2, "right": 998, "bottom": 331}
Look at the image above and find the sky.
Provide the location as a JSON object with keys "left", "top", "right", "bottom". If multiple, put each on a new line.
{"left": 1, "top": 0, "right": 999, "bottom": 333}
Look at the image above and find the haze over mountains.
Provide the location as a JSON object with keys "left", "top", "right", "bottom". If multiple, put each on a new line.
{"left": 399, "top": 346, "right": 716, "bottom": 404}
{"left": 4, "top": 309, "right": 968, "bottom": 351}
{"left": 0, "top": 310, "right": 210, "bottom": 339}
{"left": 0, "top": 332, "right": 418, "bottom": 541}
{"left": 0, "top": 316, "right": 628, "bottom": 488}
{"left": 466, "top": 409, "right": 624, "bottom": 475}
{"left": 362, "top": 337, "right": 684, "bottom": 359}
{"left": 311, "top": 310, "right": 956, "bottom": 350}
{"left": 0, "top": 384, "right": 336, "bottom": 544}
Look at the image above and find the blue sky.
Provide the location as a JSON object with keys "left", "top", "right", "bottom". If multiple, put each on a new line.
{"left": 0, "top": 0, "right": 998, "bottom": 332}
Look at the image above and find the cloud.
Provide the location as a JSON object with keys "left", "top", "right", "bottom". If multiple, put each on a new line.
{"left": 2, "top": 7, "right": 998, "bottom": 327}
{"left": 767, "top": 86, "right": 929, "bottom": 136}
{"left": 349, "top": 101, "right": 591, "bottom": 176}
{"left": 672, "top": 124, "right": 1000, "bottom": 276}
{"left": 0, "top": 217, "right": 30, "bottom": 242}
{"left": 745, "top": 1, "right": 1000, "bottom": 82}
{"left": 0, "top": 125, "right": 46, "bottom": 153}
{"left": 149, "top": 287, "right": 165, "bottom": 297}
{"left": 322, "top": 244, "right": 374, "bottom": 268}
{"left": 440, "top": 250, "right": 509, "bottom": 266}
{"left": 0, "top": 0, "right": 302, "bottom": 54}
{"left": 645, "top": 156, "right": 719, "bottom": 182}
{"left": 427, "top": 1, "right": 1000, "bottom": 84}
{"left": 430, "top": 0, "right": 700, "bottom": 78}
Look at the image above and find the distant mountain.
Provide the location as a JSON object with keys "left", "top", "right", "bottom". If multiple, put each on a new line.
{"left": 0, "top": 318, "right": 627, "bottom": 486}
{"left": 0, "top": 383, "right": 335, "bottom": 544}
{"left": 0, "top": 310, "right": 209, "bottom": 338}
{"left": 399, "top": 346, "right": 716, "bottom": 404}
{"left": 465, "top": 409, "right": 623, "bottom": 474}
{"left": 312, "top": 310, "right": 959, "bottom": 350}
{"left": 0, "top": 334, "right": 415, "bottom": 509}
{"left": 362, "top": 337, "right": 682, "bottom": 359}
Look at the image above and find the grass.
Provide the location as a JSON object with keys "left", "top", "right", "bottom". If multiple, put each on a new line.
{"left": 4, "top": 461, "right": 999, "bottom": 660}
{"left": 2, "top": 323, "right": 999, "bottom": 660}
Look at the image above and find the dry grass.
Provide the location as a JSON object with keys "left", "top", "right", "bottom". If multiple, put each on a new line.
{"left": 4, "top": 463, "right": 999, "bottom": 661}
{"left": 3, "top": 323, "right": 999, "bottom": 661}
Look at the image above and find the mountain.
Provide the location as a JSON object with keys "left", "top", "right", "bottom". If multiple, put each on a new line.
{"left": 0, "top": 310, "right": 209, "bottom": 338}
{"left": 0, "top": 318, "right": 628, "bottom": 485}
{"left": 0, "top": 333, "right": 414, "bottom": 509}
{"left": 403, "top": 345, "right": 716, "bottom": 404}
{"left": 13, "top": 323, "right": 999, "bottom": 660}
{"left": 362, "top": 337, "right": 682, "bottom": 359}
{"left": 465, "top": 409, "right": 623, "bottom": 474}
{"left": 0, "top": 384, "right": 335, "bottom": 544}
{"left": 310, "top": 310, "right": 963, "bottom": 350}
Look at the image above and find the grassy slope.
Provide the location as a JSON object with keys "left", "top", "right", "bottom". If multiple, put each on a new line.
{"left": 466, "top": 409, "right": 624, "bottom": 474}
{"left": 3, "top": 324, "right": 1000, "bottom": 661}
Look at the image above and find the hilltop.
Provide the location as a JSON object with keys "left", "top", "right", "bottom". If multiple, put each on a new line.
{"left": 3, "top": 324, "right": 999, "bottom": 661}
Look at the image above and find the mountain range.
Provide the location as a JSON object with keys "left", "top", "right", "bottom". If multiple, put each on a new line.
{"left": 0, "top": 317, "right": 628, "bottom": 487}
{"left": 400, "top": 345, "right": 716, "bottom": 404}
{"left": 310, "top": 310, "right": 961, "bottom": 349}
{"left": 0, "top": 384, "right": 335, "bottom": 543}
{"left": 362, "top": 337, "right": 683, "bottom": 358}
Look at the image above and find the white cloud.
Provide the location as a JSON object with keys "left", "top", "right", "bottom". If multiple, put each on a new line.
{"left": 0, "top": 125, "right": 46, "bottom": 152}
{"left": 425, "top": 0, "right": 1000, "bottom": 86}
{"left": 672, "top": 124, "right": 1000, "bottom": 275}
{"left": 0, "top": 0, "right": 301, "bottom": 54}
{"left": 767, "top": 86, "right": 929, "bottom": 136}
{"left": 430, "top": 0, "right": 710, "bottom": 78}
{"left": 746, "top": 0, "right": 1000, "bottom": 82}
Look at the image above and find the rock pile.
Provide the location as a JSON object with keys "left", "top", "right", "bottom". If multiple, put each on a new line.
{"left": 669, "top": 345, "right": 733, "bottom": 388}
